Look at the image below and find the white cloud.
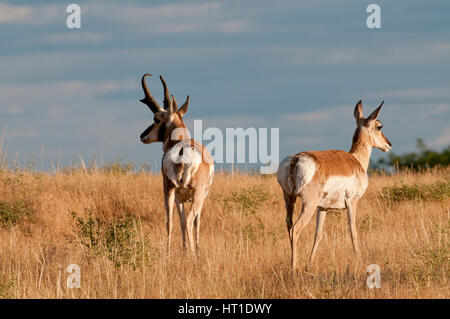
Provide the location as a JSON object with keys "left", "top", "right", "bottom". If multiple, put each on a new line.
{"left": 0, "top": 2, "right": 31, "bottom": 23}
{"left": 41, "top": 33, "right": 107, "bottom": 44}
{"left": 0, "top": 2, "right": 61, "bottom": 24}
{"left": 430, "top": 127, "right": 450, "bottom": 148}
{"left": 0, "top": 79, "right": 136, "bottom": 117}
{"left": 184, "top": 114, "right": 272, "bottom": 130}
{"left": 0, "top": 1, "right": 250, "bottom": 40}
{"left": 429, "top": 42, "right": 450, "bottom": 52}
{"left": 279, "top": 105, "right": 348, "bottom": 123}
{"left": 1, "top": 106, "right": 24, "bottom": 115}
{"left": 287, "top": 136, "right": 323, "bottom": 146}
{"left": 367, "top": 88, "right": 450, "bottom": 100}
{"left": 218, "top": 20, "right": 248, "bottom": 33}
{"left": 86, "top": 2, "right": 249, "bottom": 35}
{"left": 7, "top": 130, "right": 37, "bottom": 139}
{"left": 0, "top": 80, "right": 133, "bottom": 101}
{"left": 418, "top": 103, "right": 450, "bottom": 119}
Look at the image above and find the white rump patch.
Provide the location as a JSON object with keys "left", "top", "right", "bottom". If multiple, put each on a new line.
{"left": 293, "top": 155, "right": 317, "bottom": 195}
{"left": 277, "top": 156, "right": 294, "bottom": 194}
{"left": 277, "top": 155, "right": 317, "bottom": 196}
{"left": 163, "top": 140, "right": 203, "bottom": 188}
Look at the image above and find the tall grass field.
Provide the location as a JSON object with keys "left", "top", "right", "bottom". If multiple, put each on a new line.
{"left": 0, "top": 159, "right": 448, "bottom": 298}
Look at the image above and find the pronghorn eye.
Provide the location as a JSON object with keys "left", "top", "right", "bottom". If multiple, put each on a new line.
{"left": 154, "top": 117, "right": 160, "bottom": 124}
{"left": 377, "top": 125, "right": 382, "bottom": 130}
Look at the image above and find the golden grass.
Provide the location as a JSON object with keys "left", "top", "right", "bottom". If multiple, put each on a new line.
{"left": 0, "top": 167, "right": 448, "bottom": 298}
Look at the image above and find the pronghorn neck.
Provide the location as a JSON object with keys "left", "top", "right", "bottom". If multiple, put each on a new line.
{"left": 349, "top": 127, "right": 372, "bottom": 172}
{"left": 163, "top": 116, "right": 190, "bottom": 153}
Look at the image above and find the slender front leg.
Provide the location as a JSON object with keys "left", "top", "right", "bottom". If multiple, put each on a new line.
{"left": 282, "top": 191, "right": 296, "bottom": 248}
{"left": 345, "top": 198, "right": 360, "bottom": 256}
{"left": 291, "top": 200, "right": 318, "bottom": 272}
{"left": 308, "top": 208, "right": 327, "bottom": 265}
{"left": 164, "top": 187, "right": 176, "bottom": 255}
{"left": 175, "top": 199, "right": 187, "bottom": 251}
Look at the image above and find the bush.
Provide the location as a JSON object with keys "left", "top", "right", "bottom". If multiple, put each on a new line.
{"left": 102, "top": 158, "right": 135, "bottom": 175}
{"left": 71, "top": 209, "right": 153, "bottom": 268}
{"left": 410, "top": 223, "right": 449, "bottom": 285}
{"left": 220, "top": 186, "right": 271, "bottom": 243}
{"left": 381, "top": 181, "right": 450, "bottom": 202}
{"left": 0, "top": 199, "right": 33, "bottom": 228}
{"left": 0, "top": 275, "right": 15, "bottom": 299}
{"left": 223, "top": 186, "right": 269, "bottom": 216}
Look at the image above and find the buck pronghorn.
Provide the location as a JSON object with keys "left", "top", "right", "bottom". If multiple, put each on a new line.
{"left": 139, "top": 73, "right": 214, "bottom": 255}
{"left": 277, "top": 100, "right": 391, "bottom": 271}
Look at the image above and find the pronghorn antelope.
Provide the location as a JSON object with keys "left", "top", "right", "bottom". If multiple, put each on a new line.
{"left": 277, "top": 100, "right": 391, "bottom": 271}
{"left": 139, "top": 73, "right": 214, "bottom": 255}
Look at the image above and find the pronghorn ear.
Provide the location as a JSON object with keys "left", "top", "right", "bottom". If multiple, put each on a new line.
{"left": 177, "top": 95, "right": 189, "bottom": 117}
{"left": 368, "top": 101, "right": 384, "bottom": 122}
{"left": 354, "top": 100, "right": 363, "bottom": 124}
{"left": 172, "top": 95, "right": 178, "bottom": 112}
{"left": 169, "top": 95, "right": 176, "bottom": 114}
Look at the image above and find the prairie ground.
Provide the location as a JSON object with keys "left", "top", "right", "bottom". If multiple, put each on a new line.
{"left": 0, "top": 166, "right": 448, "bottom": 298}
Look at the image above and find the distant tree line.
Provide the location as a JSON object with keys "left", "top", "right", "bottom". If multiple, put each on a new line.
{"left": 376, "top": 139, "right": 450, "bottom": 170}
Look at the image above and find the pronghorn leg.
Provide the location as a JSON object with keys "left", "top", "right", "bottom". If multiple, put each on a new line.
{"left": 186, "top": 212, "right": 196, "bottom": 254}
{"left": 175, "top": 199, "right": 187, "bottom": 251}
{"left": 345, "top": 198, "right": 361, "bottom": 256}
{"left": 186, "top": 192, "right": 205, "bottom": 255}
{"left": 282, "top": 191, "right": 296, "bottom": 247}
{"left": 194, "top": 212, "right": 201, "bottom": 253}
{"left": 291, "top": 198, "right": 319, "bottom": 272}
{"left": 164, "top": 187, "right": 176, "bottom": 255}
{"left": 308, "top": 208, "right": 327, "bottom": 266}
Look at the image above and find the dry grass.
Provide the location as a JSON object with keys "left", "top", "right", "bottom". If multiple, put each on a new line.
{"left": 0, "top": 166, "right": 448, "bottom": 299}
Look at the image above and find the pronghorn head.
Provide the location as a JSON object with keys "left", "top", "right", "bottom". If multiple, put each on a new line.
{"left": 139, "top": 73, "right": 190, "bottom": 145}
{"left": 353, "top": 100, "right": 392, "bottom": 152}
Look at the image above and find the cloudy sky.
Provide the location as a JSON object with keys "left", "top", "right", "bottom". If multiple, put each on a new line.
{"left": 1, "top": 0, "right": 449, "bottom": 171}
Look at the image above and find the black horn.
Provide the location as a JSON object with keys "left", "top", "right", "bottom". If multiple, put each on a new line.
{"left": 140, "top": 73, "right": 163, "bottom": 113}
{"left": 159, "top": 75, "right": 171, "bottom": 110}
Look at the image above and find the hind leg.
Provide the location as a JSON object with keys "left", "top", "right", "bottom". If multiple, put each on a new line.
{"left": 291, "top": 187, "right": 320, "bottom": 272}
{"left": 175, "top": 199, "right": 187, "bottom": 251}
{"left": 282, "top": 191, "right": 296, "bottom": 248}
{"left": 186, "top": 191, "right": 206, "bottom": 255}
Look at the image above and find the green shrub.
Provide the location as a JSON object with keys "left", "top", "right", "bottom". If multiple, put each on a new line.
{"left": 71, "top": 209, "right": 154, "bottom": 268}
{"left": 224, "top": 186, "right": 269, "bottom": 216}
{"left": 410, "top": 223, "right": 449, "bottom": 285}
{"left": 0, "top": 275, "right": 15, "bottom": 299}
{"left": 102, "top": 158, "right": 135, "bottom": 175}
{"left": 220, "top": 186, "right": 270, "bottom": 242}
{"left": 381, "top": 181, "right": 450, "bottom": 202}
{"left": 0, "top": 199, "right": 33, "bottom": 228}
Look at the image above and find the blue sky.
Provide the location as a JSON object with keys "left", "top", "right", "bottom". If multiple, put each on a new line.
{"left": 1, "top": 0, "right": 449, "bottom": 171}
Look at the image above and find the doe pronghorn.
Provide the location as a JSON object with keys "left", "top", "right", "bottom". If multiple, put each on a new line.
{"left": 139, "top": 73, "right": 214, "bottom": 254}
{"left": 277, "top": 100, "right": 391, "bottom": 271}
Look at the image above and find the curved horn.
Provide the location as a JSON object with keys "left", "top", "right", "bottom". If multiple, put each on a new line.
{"left": 159, "top": 75, "right": 171, "bottom": 110}
{"left": 140, "top": 73, "right": 163, "bottom": 113}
